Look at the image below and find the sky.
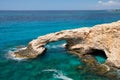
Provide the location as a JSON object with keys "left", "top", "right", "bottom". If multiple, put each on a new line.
{"left": 0, "top": 0, "right": 120, "bottom": 10}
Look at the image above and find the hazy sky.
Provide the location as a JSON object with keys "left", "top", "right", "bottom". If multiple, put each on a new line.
{"left": 0, "top": 0, "right": 120, "bottom": 10}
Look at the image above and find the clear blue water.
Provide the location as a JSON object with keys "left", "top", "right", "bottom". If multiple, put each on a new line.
{"left": 0, "top": 10, "right": 120, "bottom": 80}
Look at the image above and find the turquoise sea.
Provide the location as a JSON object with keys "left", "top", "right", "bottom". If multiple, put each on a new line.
{"left": 0, "top": 10, "right": 120, "bottom": 80}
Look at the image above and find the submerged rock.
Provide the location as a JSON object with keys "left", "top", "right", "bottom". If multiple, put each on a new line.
{"left": 10, "top": 21, "right": 120, "bottom": 79}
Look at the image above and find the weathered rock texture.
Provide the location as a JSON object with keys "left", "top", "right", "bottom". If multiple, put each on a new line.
{"left": 11, "top": 21, "right": 120, "bottom": 69}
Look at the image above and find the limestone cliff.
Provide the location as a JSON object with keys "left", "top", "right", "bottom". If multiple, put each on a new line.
{"left": 10, "top": 21, "right": 120, "bottom": 69}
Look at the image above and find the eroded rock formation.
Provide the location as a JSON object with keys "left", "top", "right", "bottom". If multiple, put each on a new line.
{"left": 10, "top": 21, "right": 120, "bottom": 79}
{"left": 11, "top": 21, "right": 120, "bottom": 67}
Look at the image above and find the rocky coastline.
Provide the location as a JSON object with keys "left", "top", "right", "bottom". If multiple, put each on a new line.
{"left": 10, "top": 21, "right": 120, "bottom": 79}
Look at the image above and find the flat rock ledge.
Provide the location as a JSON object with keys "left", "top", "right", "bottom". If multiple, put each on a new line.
{"left": 10, "top": 21, "right": 120, "bottom": 79}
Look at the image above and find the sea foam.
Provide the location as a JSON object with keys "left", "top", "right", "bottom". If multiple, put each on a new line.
{"left": 42, "top": 69, "right": 73, "bottom": 80}
{"left": 6, "top": 47, "right": 27, "bottom": 61}
{"left": 45, "top": 43, "right": 66, "bottom": 49}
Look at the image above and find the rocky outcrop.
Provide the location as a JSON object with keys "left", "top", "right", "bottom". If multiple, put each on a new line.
{"left": 10, "top": 27, "right": 91, "bottom": 58}
{"left": 10, "top": 21, "right": 120, "bottom": 79}
{"left": 11, "top": 21, "right": 120, "bottom": 67}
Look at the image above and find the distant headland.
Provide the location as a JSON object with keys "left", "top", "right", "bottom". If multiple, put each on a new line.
{"left": 107, "top": 9, "right": 120, "bottom": 12}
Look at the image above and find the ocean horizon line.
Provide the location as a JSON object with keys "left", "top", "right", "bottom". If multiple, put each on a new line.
{"left": 0, "top": 9, "right": 107, "bottom": 11}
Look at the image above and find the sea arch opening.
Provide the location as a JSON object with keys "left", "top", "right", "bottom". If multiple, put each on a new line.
{"left": 88, "top": 49, "right": 107, "bottom": 64}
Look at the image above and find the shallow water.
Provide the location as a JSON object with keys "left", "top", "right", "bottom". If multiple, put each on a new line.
{"left": 0, "top": 10, "right": 120, "bottom": 80}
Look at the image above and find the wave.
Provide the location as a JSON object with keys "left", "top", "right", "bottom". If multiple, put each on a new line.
{"left": 45, "top": 43, "right": 66, "bottom": 49}
{"left": 6, "top": 47, "right": 27, "bottom": 61}
{"left": 7, "top": 45, "right": 26, "bottom": 51}
{"left": 42, "top": 69, "right": 58, "bottom": 72}
{"left": 42, "top": 69, "right": 73, "bottom": 80}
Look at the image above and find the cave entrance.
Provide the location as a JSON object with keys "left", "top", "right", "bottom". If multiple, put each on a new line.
{"left": 88, "top": 49, "right": 107, "bottom": 64}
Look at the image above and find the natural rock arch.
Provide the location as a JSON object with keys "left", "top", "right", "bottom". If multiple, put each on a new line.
{"left": 11, "top": 27, "right": 90, "bottom": 58}
{"left": 10, "top": 21, "right": 120, "bottom": 69}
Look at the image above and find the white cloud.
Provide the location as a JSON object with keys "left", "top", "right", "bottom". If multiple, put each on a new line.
{"left": 98, "top": 0, "right": 120, "bottom": 6}
{"left": 98, "top": 1, "right": 103, "bottom": 4}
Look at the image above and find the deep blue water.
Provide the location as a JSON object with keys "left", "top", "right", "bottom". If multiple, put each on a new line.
{"left": 0, "top": 10, "right": 120, "bottom": 80}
